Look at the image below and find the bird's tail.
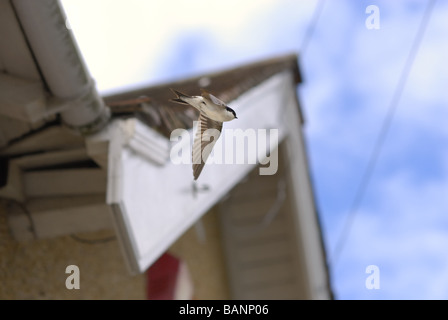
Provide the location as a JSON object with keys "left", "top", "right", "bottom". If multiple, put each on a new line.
{"left": 170, "top": 88, "right": 190, "bottom": 105}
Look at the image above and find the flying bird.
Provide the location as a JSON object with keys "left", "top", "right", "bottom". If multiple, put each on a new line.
{"left": 170, "top": 88, "right": 238, "bottom": 180}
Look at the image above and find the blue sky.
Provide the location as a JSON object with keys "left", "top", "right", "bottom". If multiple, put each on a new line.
{"left": 62, "top": 0, "right": 448, "bottom": 299}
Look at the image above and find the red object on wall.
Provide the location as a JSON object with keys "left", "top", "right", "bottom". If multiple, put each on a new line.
{"left": 146, "top": 253, "right": 194, "bottom": 300}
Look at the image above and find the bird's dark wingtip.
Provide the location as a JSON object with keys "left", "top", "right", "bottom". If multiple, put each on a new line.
{"left": 170, "top": 88, "right": 189, "bottom": 98}
{"left": 170, "top": 98, "right": 189, "bottom": 105}
{"left": 169, "top": 88, "right": 191, "bottom": 104}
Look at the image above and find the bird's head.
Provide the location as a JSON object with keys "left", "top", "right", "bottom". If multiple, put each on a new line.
{"left": 225, "top": 106, "right": 238, "bottom": 120}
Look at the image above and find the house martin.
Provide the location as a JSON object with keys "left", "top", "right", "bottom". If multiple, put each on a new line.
{"left": 170, "top": 88, "right": 238, "bottom": 180}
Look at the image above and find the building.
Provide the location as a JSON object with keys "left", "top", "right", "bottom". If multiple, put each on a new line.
{"left": 0, "top": 0, "right": 332, "bottom": 299}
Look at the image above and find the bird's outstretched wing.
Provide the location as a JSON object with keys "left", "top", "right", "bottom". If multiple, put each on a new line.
{"left": 192, "top": 113, "right": 223, "bottom": 180}
{"left": 200, "top": 88, "right": 227, "bottom": 106}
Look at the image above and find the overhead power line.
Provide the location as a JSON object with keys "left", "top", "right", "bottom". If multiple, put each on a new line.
{"left": 331, "top": 0, "right": 438, "bottom": 265}
{"left": 301, "top": 0, "right": 326, "bottom": 55}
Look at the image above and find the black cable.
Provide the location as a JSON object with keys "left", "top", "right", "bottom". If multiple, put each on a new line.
{"left": 300, "top": 0, "right": 326, "bottom": 56}
{"left": 331, "top": 0, "right": 438, "bottom": 265}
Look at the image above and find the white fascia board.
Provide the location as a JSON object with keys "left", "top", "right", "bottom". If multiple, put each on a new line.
{"left": 281, "top": 77, "right": 331, "bottom": 299}
{"left": 0, "top": 148, "right": 90, "bottom": 202}
{"left": 7, "top": 195, "right": 113, "bottom": 241}
{"left": 120, "top": 118, "right": 170, "bottom": 166}
{"left": 107, "top": 72, "right": 294, "bottom": 273}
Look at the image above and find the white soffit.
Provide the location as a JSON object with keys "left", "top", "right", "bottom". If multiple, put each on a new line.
{"left": 0, "top": 0, "right": 40, "bottom": 80}
{"left": 106, "top": 72, "right": 295, "bottom": 273}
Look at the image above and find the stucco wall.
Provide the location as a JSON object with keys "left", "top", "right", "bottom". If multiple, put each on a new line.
{"left": 0, "top": 201, "right": 228, "bottom": 300}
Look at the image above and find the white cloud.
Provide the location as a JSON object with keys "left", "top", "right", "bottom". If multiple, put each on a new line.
{"left": 61, "top": 0, "right": 316, "bottom": 93}
{"left": 332, "top": 152, "right": 448, "bottom": 299}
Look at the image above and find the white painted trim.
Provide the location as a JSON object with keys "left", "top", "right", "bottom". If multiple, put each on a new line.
{"left": 281, "top": 76, "right": 331, "bottom": 300}
{"left": 0, "top": 148, "right": 90, "bottom": 201}
{"left": 120, "top": 118, "right": 170, "bottom": 166}
{"left": 0, "top": 73, "right": 46, "bottom": 123}
{"left": 6, "top": 195, "right": 113, "bottom": 241}
{"left": 23, "top": 168, "right": 106, "bottom": 197}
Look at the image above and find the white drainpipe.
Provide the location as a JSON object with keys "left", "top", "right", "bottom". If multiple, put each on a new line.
{"left": 12, "top": 0, "right": 110, "bottom": 134}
